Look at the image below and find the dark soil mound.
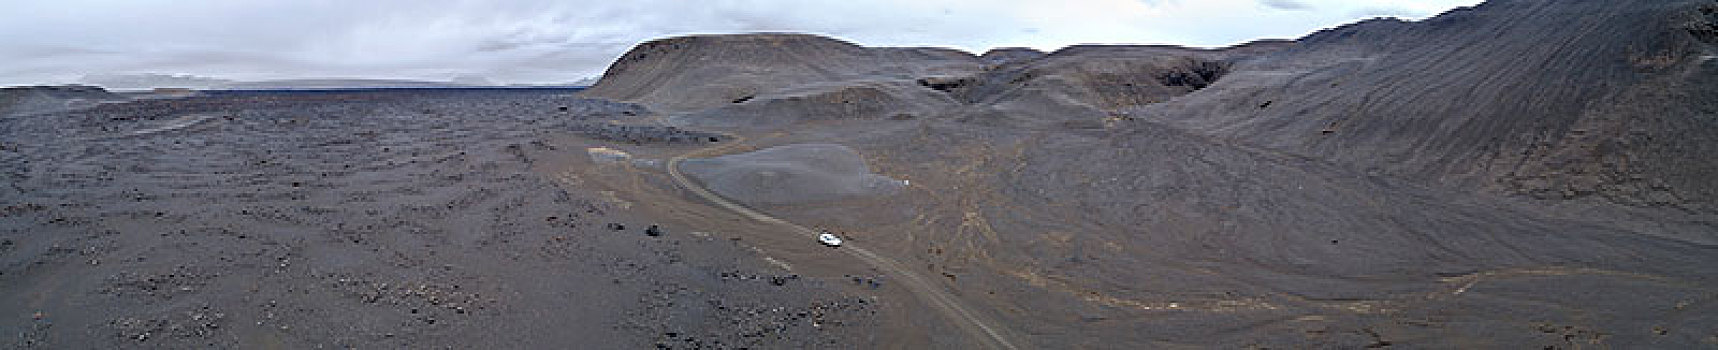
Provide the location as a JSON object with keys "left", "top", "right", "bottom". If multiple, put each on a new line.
{"left": 0, "top": 85, "right": 125, "bottom": 117}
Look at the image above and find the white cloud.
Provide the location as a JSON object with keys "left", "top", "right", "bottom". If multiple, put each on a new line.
{"left": 0, "top": 0, "right": 1483, "bottom": 86}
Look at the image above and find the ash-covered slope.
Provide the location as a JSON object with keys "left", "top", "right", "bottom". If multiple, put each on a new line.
{"left": 977, "top": 47, "right": 1046, "bottom": 66}
{"left": 680, "top": 144, "right": 905, "bottom": 205}
{"left": 936, "top": 41, "right": 1293, "bottom": 123}
{"left": 1140, "top": 0, "right": 1718, "bottom": 211}
{"left": 569, "top": 2, "right": 1718, "bottom": 347}
{"left": 582, "top": 33, "right": 1294, "bottom": 129}
{"left": 580, "top": 33, "right": 982, "bottom": 114}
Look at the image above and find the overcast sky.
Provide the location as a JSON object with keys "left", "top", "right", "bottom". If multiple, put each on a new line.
{"left": 0, "top": 0, "right": 1482, "bottom": 87}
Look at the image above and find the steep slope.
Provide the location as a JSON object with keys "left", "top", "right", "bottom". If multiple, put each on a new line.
{"left": 936, "top": 41, "right": 1293, "bottom": 123}
{"left": 1137, "top": 0, "right": 1718, "bottom": 211}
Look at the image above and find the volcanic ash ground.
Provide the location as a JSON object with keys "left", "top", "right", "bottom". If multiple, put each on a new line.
{"left": 679, "top": 144, "right": 906, "bottom": 205}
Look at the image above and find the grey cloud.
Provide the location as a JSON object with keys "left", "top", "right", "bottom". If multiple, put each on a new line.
{"left": 1258, "top": 0, "right": 1313, "bottom": 11}
{"left": 0, "top": 0, "right": 1480, "bottom": 87}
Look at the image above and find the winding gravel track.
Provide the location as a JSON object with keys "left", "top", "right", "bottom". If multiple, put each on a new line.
{"left": 669, "top": 138, "right": 1023, "bottom": 350}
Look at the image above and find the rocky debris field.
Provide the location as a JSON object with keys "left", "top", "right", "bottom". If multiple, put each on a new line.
{"left": 0, "top": 89, "right": 876, "bottom": 349}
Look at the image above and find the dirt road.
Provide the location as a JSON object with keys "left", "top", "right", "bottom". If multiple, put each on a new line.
{"left": 668, "top": 139, "right": 1023, "bottom": 350}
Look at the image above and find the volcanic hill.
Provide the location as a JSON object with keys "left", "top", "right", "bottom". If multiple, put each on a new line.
{"left": 578, "top": 0, "right": 1718, "bottom": 347}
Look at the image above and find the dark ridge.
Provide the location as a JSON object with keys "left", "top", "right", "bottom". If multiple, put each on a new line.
{"left": 915, "top": 76, "right": 971, "bottom": 92}
{"left": 1154, "top": 58, "right": 1232, "bottom": 90}
{"left": 978, "top": 47, "right": 1047, "bottom": 65}
{"left": 1141, "top": 0, "right": 1718, "bottom": 212}
{"left": 580, "top": 33, "right": 979, "bottom": 113}
{"left": 0, "top": 85, "right": 125, "bottom": 117}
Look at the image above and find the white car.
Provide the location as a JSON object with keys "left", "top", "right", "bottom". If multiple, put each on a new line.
{"left": 817, "top": 232, "right": 843, "bottom": 247}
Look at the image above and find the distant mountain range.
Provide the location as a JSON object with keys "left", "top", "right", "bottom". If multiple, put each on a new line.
{"left": 215, "top": 78, "right": 485, "bottom": 90}
{"left": 80, "top": 73, "right": 233, "bottom": 90}
{"left": 80, "top": 73, "right": 597, "bottom": 90}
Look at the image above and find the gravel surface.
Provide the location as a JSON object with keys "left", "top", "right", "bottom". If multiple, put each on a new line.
{"left": 0, "top": 89, "right": 877, "bottom": 349}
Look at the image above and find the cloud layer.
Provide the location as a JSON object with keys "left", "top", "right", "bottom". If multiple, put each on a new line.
{"left": 0, "top": 0, "right": 1482, "bottom": 86}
